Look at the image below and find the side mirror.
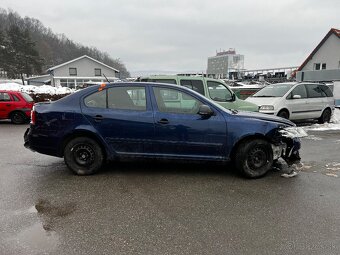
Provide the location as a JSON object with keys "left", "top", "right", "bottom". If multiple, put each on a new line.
{"left": 293, "top": 95, "right": 301, "bottom": 99}
{"left": 198, "top": 105, "right": 214, "bottom": 117}
{"left": 231, "top": 93, "right": 236, "bottom": 101}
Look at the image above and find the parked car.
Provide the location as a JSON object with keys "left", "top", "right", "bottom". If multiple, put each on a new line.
{"left": 137, "top": 75, "right": 259, "bottom": 112}
{"left": 246, "top": 82, "right": 335, "bottom": 123}
{"left": 24, "top": 82, "right": 305, "bottom": 178}
{"left": 0, "top": 90, "right": 34, "bottom": 124}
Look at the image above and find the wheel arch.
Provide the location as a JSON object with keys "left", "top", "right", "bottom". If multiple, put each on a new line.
{"left": 9, "top": 109, "right": 27, "bottom": 118}
{"left": 277, "top": 108, "right": 290, "bottom": 118}
{"left": 230, "top": 134, "right": 271, "bottom": 161}
{"left": 61, "top": 130, "right": 108, "bottom": 161}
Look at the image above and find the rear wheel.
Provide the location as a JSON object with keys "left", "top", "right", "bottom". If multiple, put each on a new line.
{"left": 64, "top": 137, "right": 104, "bottom": 175}
{"left": 235, "top": 139, "right": 273, "bottom": 178}
{"left": 277, "top": 110, "right": 289, "bottom": 119}
{"left": 318, "top": 108, "right": 331, "bottom": 124}
{"left": 10, "top": 111, "right": 26, "bottom": 124}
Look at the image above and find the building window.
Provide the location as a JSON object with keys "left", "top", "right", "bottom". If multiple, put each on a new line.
{"left": 321, "top": 63, "right": 326, "bottom": 70}
{"left": 314, "top": 63, "right": 320, "bottom": 70}
{"left": 95, "top": 68, "right": 101, "bottom": 76}
{"left": 69, "top": 68, "right": 77, "bottom": 76}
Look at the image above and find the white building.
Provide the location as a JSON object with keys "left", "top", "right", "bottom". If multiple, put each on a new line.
{"left": 296, "top": 28, "right": 340, "bottom": 82}
{"left": 27, "top": 55, "right": 120, "bottom": 88}
{"left": 207, "top": 49, "right": 244, "bottom": 79}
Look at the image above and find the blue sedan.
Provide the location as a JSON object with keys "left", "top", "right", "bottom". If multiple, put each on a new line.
{"left": 24, "top": 82, "right": 304, "bottom": 178}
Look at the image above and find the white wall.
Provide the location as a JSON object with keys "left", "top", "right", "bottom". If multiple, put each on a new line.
{"left": 53, "top": 57, "right": 117, "bottom": 77}
{"left": 302, "top": 34, "right": 340, "bottom": 71}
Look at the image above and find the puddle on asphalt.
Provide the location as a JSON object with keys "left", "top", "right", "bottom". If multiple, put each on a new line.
{"left": 35, "top": 199, "right": 76, "bottom": 218}
{"left": 11, "top": 222, "right": 59, "bottom": 252}
{"left": 6, "top": 199, "right": 77, "bottom": 253}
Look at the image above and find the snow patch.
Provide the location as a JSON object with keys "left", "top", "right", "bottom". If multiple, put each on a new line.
{"left": 0, "top": 83, "right": 74, "bottom": 95}
{"left": 303, "top": 108, "right": 340, "bottom": 131}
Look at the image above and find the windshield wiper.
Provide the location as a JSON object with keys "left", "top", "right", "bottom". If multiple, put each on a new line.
{"left": 229, "top": 109, "right": 238, "bottom": 114}
{"left": 253, "top": 95, "right": 275, "bottom": 97}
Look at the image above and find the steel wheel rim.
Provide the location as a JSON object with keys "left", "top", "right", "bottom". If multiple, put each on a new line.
{"left": 247, "top": 147, "right": 267, "bottom": 170}
{"left": 72, "top": 144, "right": 95, "bottom": 166}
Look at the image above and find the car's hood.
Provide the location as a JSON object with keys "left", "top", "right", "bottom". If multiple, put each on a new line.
{"left": 232, "top": 110, "right": 294, "bottom": 126}
{"left": 245, "top": 96, "right": 281, "bottom": 105}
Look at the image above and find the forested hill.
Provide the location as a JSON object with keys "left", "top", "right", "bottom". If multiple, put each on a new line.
{"left": 0, "top": 9, "right": 130, "bottom": 78}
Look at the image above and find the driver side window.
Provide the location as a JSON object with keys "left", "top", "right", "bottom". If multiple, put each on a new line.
{"left": 153, "top": 87, "right": 202, "bottom": 114}
{"left": 207, "top": 81, "right": 232, "bottom": 101}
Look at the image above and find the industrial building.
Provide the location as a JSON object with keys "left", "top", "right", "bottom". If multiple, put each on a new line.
{"left": 207, "top": 49, "right": 244, "bottom": 79}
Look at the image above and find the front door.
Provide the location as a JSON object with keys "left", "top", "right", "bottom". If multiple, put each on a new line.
{"left": 151, "top": 86, "right": 227, "bottom": 160}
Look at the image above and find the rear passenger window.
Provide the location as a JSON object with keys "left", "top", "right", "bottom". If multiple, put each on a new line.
{"left": 84, "top": 90, "right": 107, "bottom": 108}
{"left": 12, "top": 95, "right": 20, "bottom": 101}
{"left": 306, "top": 84, "right": 324, "bottom": 98}
{"left": 179, "top": 80, "right": 205, "bottom": 96}
{"left": 320, "top": 85, "right": 333, "bottom": 97}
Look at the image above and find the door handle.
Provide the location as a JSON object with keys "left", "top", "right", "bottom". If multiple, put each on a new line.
{"left": 94, "top": 115, "right": 104, "bottom": 122}
{"left": 6, "top": 104, "right": 11, "bottom": 106}
{"left": 157, "top": 118, "right": 169, "bottom": 124}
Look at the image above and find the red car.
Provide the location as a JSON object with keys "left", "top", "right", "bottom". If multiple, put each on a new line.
{"left": 0, "top": 90, "right": 34, "bottom": 124}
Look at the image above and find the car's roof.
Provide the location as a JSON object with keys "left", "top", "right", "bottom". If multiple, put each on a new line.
{"left": 0, "top": 90, "right": 21, "bottom": 93}
{"left": 140, "top": 75, "right": 225, "bottom": 82}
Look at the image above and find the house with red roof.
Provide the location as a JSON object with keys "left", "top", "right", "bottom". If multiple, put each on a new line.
{"left": 296, "top": 28, "right": 340, "bottom": 82}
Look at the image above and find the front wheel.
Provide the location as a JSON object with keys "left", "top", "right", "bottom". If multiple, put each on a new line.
{"left": 234, "top": 139, "right": 273, "bottom": 178}
{"left": 277, "top": 110, "right": 289, "bottom": 119}
{"left": 64, "top": 137, "right": 104, "bottom": 175}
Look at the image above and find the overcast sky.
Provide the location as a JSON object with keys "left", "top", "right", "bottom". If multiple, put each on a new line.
{"left": 2, "top": 0, "right": 340, "bottom": 75}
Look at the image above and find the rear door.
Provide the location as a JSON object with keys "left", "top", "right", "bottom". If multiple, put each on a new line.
{"left": 81, "top": 85, "right": 155, "bottom": 155}
{"left": 305, "top": 84, "right": 325, "bottom": 118}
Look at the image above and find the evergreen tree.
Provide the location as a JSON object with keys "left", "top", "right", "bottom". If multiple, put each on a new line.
{"left": 4, "top": 25, "right": 43, "bottom": 83}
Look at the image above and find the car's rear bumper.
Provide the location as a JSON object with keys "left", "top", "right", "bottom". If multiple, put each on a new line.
{"left": 24, "top": 127, "right": 62, "bottom": 157}
{"left": 24, "top": 128, "right": 34, "bottom": 151}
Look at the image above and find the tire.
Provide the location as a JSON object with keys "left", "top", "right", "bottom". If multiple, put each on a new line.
{"left": 64, "top": 137, "right": 104, "bottom": 175}
{"left": 10, "top": 111, "right": 26, "bottom": 124}
{"left": 318, "top": 108, "right": 331, "bottom": 124}
{"left": 235, "top": 139, "right": 273, "bottom": 178}
{"left": 277, "top": 110, "right": 289, "bottom": 119}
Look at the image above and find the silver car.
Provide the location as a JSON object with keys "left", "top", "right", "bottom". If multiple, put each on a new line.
{"left": 246, "top": 82, "right": 334, "bottom": 123}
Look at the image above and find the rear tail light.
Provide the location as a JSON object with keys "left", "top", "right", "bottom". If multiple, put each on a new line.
{"left": 30, "top": 106, "right": 36, "bottom": 125}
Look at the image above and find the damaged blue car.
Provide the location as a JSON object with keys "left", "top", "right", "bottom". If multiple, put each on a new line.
{"left": 24, "top": 82, "right": 306, "bottom": 178}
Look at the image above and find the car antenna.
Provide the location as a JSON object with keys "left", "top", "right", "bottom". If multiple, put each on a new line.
{"left": 102, "top": 73, "right": 110, "bottom": 84}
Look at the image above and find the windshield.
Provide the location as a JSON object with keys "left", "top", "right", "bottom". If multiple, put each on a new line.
{"left": 21, "top": 92, "right": 34, "bottom": 102}
{"left": 252, "top": 84, "right": 294, "bottom": 97}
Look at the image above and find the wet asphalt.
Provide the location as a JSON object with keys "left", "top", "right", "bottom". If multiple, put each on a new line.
{"left": 0, "top": 122, "right": 339, "bottom": 255}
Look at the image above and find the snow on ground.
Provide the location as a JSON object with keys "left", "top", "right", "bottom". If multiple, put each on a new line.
{"left": 303, "top": 108, "right": 340, "bottom": 131}
{"left": 0, "top": 83, "right": 74, "bottom": 95}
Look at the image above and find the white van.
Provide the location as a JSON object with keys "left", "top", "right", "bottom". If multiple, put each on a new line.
{"left": 246, "top": 82, "right": 334, "bottom": 123}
